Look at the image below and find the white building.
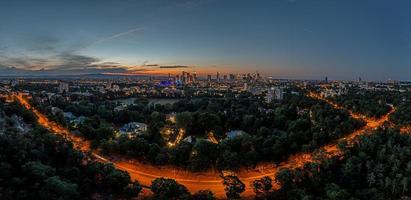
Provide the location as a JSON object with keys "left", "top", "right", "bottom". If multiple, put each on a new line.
{"left": 59, "top": 82, "right": 69, "bottom": 93}
{"left": 265, "top": 87, "right": 284, "bottom": 103}
{"left": 112, "top": 84, "right": 120, "bottom": 92}
{"left": 226, "top": 130, "right": 245, "bottom": 139}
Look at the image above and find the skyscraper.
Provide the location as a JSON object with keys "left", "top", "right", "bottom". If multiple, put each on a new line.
{"left": 59, "top": 82, "right": 69, "bottom": 93}
{"left": 193, "top": 72, "right": 197, "bottom": 83}
{"left": 207, "top": 75, "right": 212, "bottom": 82}
{"left": 243, "top": 82, "right": 248, "bottom": 91}
{"left": 186, "top": 72, "right": 191, "bottom": 84}
{"left": 182, "top": 71, "right": 186, "bottom": 84}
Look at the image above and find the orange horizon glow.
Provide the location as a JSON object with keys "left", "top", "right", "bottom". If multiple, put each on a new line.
{"left": 104, "top": 67, "right": 251, "bottom": 77}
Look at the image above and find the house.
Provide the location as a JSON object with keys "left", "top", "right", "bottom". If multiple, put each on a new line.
{"left": 225, "top": 130, "right": 245, "bottom": 139}
{"left": 51, "top": 107, "right": 63, "bottom": 115}
{"left": 114, "top": 104, "right": 127, "bottom": 112}
{"left": 119, "top": 122, "right": 147, "bottom": 137}
{"left": 64, "top": 112, "right": 86, "bottom": 128}
{"left": 182, "top": 136, "right": 195, "bottom": 143}
{"left": 64, "top": 112, "right": 76, "bottom": 121}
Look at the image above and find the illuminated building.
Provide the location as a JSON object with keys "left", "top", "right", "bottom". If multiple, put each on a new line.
{"left": 265, "top": 87, "right": 284, "bottom": 103}
{"left": 59, "top": 82, "right": 69, "bottom": 93}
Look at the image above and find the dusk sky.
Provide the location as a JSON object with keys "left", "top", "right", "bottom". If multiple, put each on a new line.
{"left": 0, "top": 0, "right": 410, "bottom": 80}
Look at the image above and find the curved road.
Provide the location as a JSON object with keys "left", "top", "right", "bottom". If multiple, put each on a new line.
{"left": 13, "top": 92, "right": 395, "bottom": 198}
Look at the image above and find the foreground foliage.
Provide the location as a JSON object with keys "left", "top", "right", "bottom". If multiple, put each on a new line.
{"left": 265, "top": 129, "right": 411, "bottom": 200}
{"left": 0, "top": 100, "right": 141, "bottom": 200}
{"left": 0, "top": 127, "right": 141, "bottom": 200}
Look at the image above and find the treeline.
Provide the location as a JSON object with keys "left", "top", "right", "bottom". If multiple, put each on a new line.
{"left": 31, "top": 92, "right": 364, "bottom": 171}
{"left": 390, "top": 92, "right": 411, "bottom": 127}
{"left": 32, "top": 95, "right": 153, "bottom": 126}
{"left": 333, "top": 89, "right": 392, "bottom": 118}
{"left": 1, "top": 101, "right": 38, "bottom": 125}
{"left": 98, "top": 94, "right": 363, "bottom": 171}
{"left": 0, "top": 128, "right": 221, "bottom": 200}
{"left": 258, "top": 128, "right": 411, "bottom": 200}
{"left": 0, "top": 126, "right": 141, "bottom": 200}
{"left": 1, "top": 99, "right": 221, "bottom": 200}
{"left": 0, "top": 100, "right": 141, "bottom": 199}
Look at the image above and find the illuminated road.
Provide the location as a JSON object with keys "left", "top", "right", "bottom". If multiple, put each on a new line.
{"left": 401, "top": 125, "right": 411, "bottom": 134}
{"left": 13, "top": 92, "right": 395, "bottom": 198}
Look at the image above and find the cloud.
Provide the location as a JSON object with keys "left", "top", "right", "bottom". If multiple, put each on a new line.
{"left": 103, "top": 68, "right": 152, "bottom": 75}
{"left": 54, "top": 53, "right": 100, "bottom": 70}
{"left": 144, "top": 64, "right": 159, "bottom": 67}
{"left": 0, "top": 50, "right": 130, "bottom": 76}
{"left": 25, "top": 35, "right": 60, "bottom": 53}
{"left": 0, "top": 29, "right": 192, "bottom": 76}
{"left": 79, "top": 27, "right": 145, "bottom": 50}
{"left": 0, "top": 25, "right": 148, "bottom": 77}
{"left": 169, "top": 0, "right": 217, "bottom": 9}
{"left": 96, "top": 27, "right": 144, "bottom": 44}
{"left": 0, "top": 56, "right": 51, "bottom": 70}
{"left": 0, "top": 63, "right": 129, "bottom": 76}
{"left": 159, "top": 65, "right": 192, "bottom": 69}
{"left": 0, "top": 45, "right": 7, "bottom": 52}
{"left": 0, "top": 50, "right": 197, "bottom": 76}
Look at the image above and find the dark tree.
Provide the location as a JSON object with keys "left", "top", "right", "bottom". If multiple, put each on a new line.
{"left": 251, "top": 176, "right": 273, "bottom": 194}
{"left": 221, "top": 175, "right": 245, "bottom": 199}
{"left": 191, "top": 190, "right": 216, "bottom": 200}
{"left": 150, "top": 177, "right": 190, "bottom": 200}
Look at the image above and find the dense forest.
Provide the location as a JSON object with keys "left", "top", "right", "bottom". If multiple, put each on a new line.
{"left": 0, "top": 129, "right": 144, "bottom": 200}
{"left": 0, "top": 98, "right": 219, "bottom": 200}
{"left": 3, "top": 88, "right": 411, "bottom": 199}
{"left": 390, "top": 92, "right": 411, "bottom": 127}
{"left": 260, "top": 128, "right": 411, "bottom": 200}
{"left": 332, "top": 89, "right": 392, "bottom": 118}
{"left": 103, "top": 95, "right": 362, "bottom": 171}
{"left": 31, "top": 92, "right": 364, "bottom": 171}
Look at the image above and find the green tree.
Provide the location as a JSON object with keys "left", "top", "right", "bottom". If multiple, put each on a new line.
{"left": 176, "top": 111, "right": 193, "bottom": 129}
{"left": 150, "top": 178, "right": 190, "bottom": 200}
{"left": 191, "top": 190, "right": 216, "bottom": 200}
{"left": 251, "top": 176, "right": 273, "bottom": 194}
{"left": 39, "top": 176, "right": 79, "bottom": 200}
{"left": 221, "top": 175, "right": 245, "bottom": 199}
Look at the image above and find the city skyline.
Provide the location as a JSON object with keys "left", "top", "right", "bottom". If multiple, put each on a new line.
{"left": 1, "top": 0, "right": 411, "bottom": 80}
{"left": 1, "top": 2, "right": 411, "bottom": 199}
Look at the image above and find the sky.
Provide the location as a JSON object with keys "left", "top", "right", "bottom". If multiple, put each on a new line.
{"left": 0, "top": 0, "right": 410, "bottom": 80}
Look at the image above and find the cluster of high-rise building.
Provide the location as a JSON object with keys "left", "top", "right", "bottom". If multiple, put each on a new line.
{"left": 169, "top": 71, "right": 264, "bottom": 85}
{"left": 215, "top": 72, "right": 239, "bottom": 82}
{"left": 166, "top": 70, "right": 263, "bottom": 82}
{"left": 172, "top": 71, "right": 197, "bottom": 85}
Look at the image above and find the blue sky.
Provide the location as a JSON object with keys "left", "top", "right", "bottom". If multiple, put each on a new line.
{"left": 0, "top": 0, "right": 410, "bottom": 80}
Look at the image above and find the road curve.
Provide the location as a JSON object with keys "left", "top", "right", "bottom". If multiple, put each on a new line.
{"left": 12, "top": 92, "right": 395, "bottom": 198}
